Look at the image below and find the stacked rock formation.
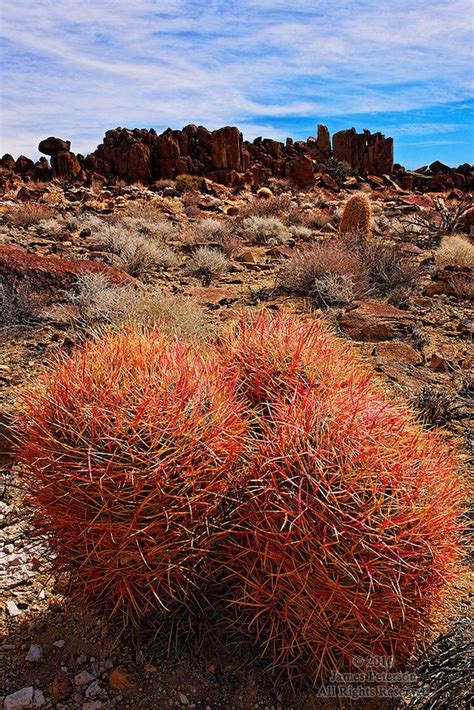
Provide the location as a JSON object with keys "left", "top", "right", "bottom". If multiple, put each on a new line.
{"left": 38, "top": 137, "right": 81, "bottom": 181}
{"left": 1, "top": 123, "right": 472, "bottom": 191}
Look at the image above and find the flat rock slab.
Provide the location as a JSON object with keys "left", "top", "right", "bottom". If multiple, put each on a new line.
{"left": 0, "top": 245, "right": 134, "bottom": 307}
{"left": 338, "top": 300, "right": 413, "bottom": 341}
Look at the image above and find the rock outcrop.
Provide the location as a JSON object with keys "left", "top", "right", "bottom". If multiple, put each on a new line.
{"left": 38, "top": 135, "right": 81, "bottom": 180}
{"left": 0, "top": 245, "right": 133, "bottom": 308}
{"left": 333, "top": 128, "right": 393, "bottom": 175}
{"left": 1, "top": 123, "right": 472, "bottom": 191}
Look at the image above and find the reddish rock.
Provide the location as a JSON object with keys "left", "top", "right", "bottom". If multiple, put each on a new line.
{"left": 332, "top": 128, "right": 393, "bottom": 175}
{"left": 187, "top": 286, "right": 240, "bottom": 306}
{"left": 14, "top": 155, "right": 37, "bottom": 179}
{"left": 0, "top": 245, "right": 133, "bottom": 308}
{"left": 338, "top": 301, "right": 413, "bottom": 341}
{"left": 316, "top": 124, "right": 331, "bottom": 155}
{"left": 211, "top": 126, "right": 243, "bottom": 171}
{"left": 374, "top": 341, "right": 422, "bottom": 366}
{"left": 320, "top": 172, "right": 340, "bottom": 191}
{"left": 289, "top": 156, "right": 314, "bottom": 188}
{"left": 38, "top": 137, "right": 71, "bottom": 155}
{"left": 463, "top": 206, "right": 474, "bottom": 233}
{"left": 51, "top": 151, "right": 81, "bottom": 180}
{"left": 1, "top": 153, "right": 15, "bottom": 170}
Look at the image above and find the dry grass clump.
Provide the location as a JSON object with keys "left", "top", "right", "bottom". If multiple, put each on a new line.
{"left": 186, "top": 218, "right": 242, "bottom": 257}
{"left": 240, "top": 194, "right": 292, "bottom": 219}
{"left": 120, "top": 200, "right": 169, "bottom": 221}
{"left": 193, "top": 218, "right": 229, "bottom": 243}
{"left": 69, "top": 273, "right": 206, "bottom": 340}
{"left": 302, "top": 210, "right": 332, "bottom": 230}
{"left": 288, "top": 225, "right": 314, "bottom": 241}
{"left": 176, "top": 174, "right": 205, "bottom": 193}
{"left": 120, "top": 215, "right": 178, "bottom": 242}
{"left": 240, "top": 216, "right": 289, "bottom": 244}
{"left": 0, "top": 279, "right": 36, "bottom": 327}
{"left": 189, "top": 246, "right": 229, "bottom": 283}
{"left": 279, "top": 241, "right": 366, "bottom": 306}
{"left": 7, "top": 203, "right": 54, "bottom": 226}
{"left": 37, "top": 217, "right": 65, "bottom": 237}
{"left": 435, "top": 234, "right": 474, "bottom": 270}
{"left": 99, "top": 224, "right": 178, "bottom": 276}
{"left": 364, "top": 240, "right": 420, "bottom": 297}
{"left": 449, "top": 274, "right": 474, "bottom": 300}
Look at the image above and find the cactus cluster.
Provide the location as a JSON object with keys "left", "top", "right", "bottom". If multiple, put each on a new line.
{"left": 17, "top": 313, "right": 465, "bottom": 684}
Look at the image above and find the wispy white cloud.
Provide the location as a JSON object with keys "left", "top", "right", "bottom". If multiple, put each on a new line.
{"left": 0, "top": 0, "right": 472, "bottom": 158}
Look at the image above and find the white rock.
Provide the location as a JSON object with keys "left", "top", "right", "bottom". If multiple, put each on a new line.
{"left": 3, "top": 686, "right": 34, "bottom": 709}
{"left": 33, "top": 689, "right": 46, "bottom": 706}
{"left": 53, "top": 639, "right": 65, "bottom": 648}
{"left": 6, "top": 601, "right": 21, "bottom": 617}
{"left": 26, "top": 644, "right": 44, "bottom": 662}
{"left": 84, "top": 681, "right": 101, "bottom": 699}
{"left": 178, "top": 693, "right": 189, "bottom": 705}
{"left": 74, "top": 670, "right": 96, "bottom": 686}
{"left": 4, "top": 544, "right": 14, "bottom": 554}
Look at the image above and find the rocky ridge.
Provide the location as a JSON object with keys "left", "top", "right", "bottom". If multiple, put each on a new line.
{"left": 1, "top": 124, "right": 472, "bottom": 192}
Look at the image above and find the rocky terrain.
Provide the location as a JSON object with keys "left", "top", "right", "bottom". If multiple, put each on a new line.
{"left": 0, "top": 128, "right": 472, "bottom": 709}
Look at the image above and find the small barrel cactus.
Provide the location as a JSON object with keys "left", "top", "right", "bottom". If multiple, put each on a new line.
{"left": 339, "top": 192, "right": 372, "bottom": 239}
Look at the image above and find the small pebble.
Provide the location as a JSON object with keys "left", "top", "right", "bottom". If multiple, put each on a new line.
{"left": 53, "top": 639, "right": 66, "bottom": 648}
{"left": 33, "top": 689, "right": 46, "bottom": 706}
{"left": 85, "top": 680, "right": 102, "bottom": 699}
{"left": 4, "top": 686, "right": 34, "bottom": 709}
{"left": 6, "top": 600, "right": 21, "bottom": 617}
{"left": 75, "top": 670, "right": 96, "bottom": 686}
{"left": 26, "top": 644, "right": 44, "bottom": 663}
{"left": 179, "top": 693, "right": 189, "bottom": 705}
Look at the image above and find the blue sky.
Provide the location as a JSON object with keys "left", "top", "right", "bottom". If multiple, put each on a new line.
{"left": 1, "top": 0, "right": 473, "bottom": 168}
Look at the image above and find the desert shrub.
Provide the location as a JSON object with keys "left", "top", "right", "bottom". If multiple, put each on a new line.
{"left": 239, "top": 194, "right": 292, "bottom": 219}
{"left": 278, "top": 241, "right": 366, "bottom": 306}
{"left": 339, "top": 193, "right": 372, "bottom": 240}
{"left": 193, "top": 218, "right": 229, "bottom": 243}
{"left": 216, "top": 312, "right": 464, "bottom": 684}
{"left": 7, "top": 203, "right": 54, "bottom": 226}
{"left": 240, "top": 216, "right": 289, "bottom": 244}
{"left": 120, "top": 215, "right": 178, "bottom": 242}
{"left": 100, "top": 224, "right": 178, "bottom": 275}
{"left": 68, "top": 212, "right": 105, "bottom": 233}
{"left": 398, "top": 197, "right": 473, "bottom": 246}
{"left": 189, "top": 246, "right": 229, "bottom": 283}
{"left": 435, "top": 234, "right": 474, "bottom": 270}
{"left": 120, "top": 201, "right": 170, "bottom": 221}
{"left": 303, "top": 210, "right": 332, "bottom": 230}
{"left": 188, "top": 218, "right": 241, "bottom": 257}
{"left": 363, "top": 240, "right": 420, "bottom": 296}
{"left": 175, "top": 174, "right": 205, "bottom": 193}
{"left": 288, "top": 225, "right": 313, "bottom": 241}
{"left": 17, "top": 331, "right": 247, "bottom": 624}
{"left": 69, "top": 273, "right": 206, "bottom": 340}
{"left": 37, "top": 217, "right": 65, "bottom": 237}
{"left": 449, "top": 274, "right": 474, "bottom": 300}
{"left": 0, "top": 278, "right": 35, "bottom": 327}
{"left": 413, "top": 386, "right": 458, "bottom": 429}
